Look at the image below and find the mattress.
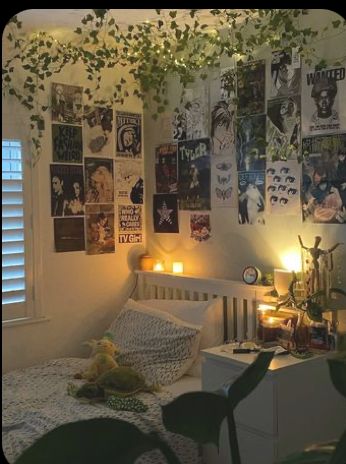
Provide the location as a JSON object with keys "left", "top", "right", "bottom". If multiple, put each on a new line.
{"left": 2, "top": 357, "right": 202, "bottom": 464}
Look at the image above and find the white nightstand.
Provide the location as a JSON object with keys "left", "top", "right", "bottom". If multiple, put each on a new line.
{"left": 201, "top": 345, "right": 346, "bottom": 464}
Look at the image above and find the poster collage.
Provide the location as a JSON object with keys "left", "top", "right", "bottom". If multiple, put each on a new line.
{"left": 154, "top": 50, "right": 346, "bottom": 240}
{"left": 50, "top": 82, "right": 143, "bottom": 253}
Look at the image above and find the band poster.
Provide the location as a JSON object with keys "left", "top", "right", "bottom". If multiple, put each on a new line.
{"left": 50, "top": 164, "right": 84, "bottom": 217}
{"left": 266, "top": 161, "right": 300, "bottom": 215}
{"left": 178, "top": 138, "right": 211, "bottom": 211}
{"left": 211, "top": 156, "right": 233, "bottom": 208}
{"left": 236, "top": 114, "right": 266, "bottom": 171}
{"left": 190, "top": 213, "right": 211, "bottom": 242}
{"left": 84, "top": 158, "right": 114, "bottom": 204}
{"left": 220, "top": 67, "right": 236, "bottom": 104}
{"left": 153, "top": 194, "right": 179, "bottom": 233}
{"left": 301, "top": 66, "right": 346, "bottom": 136}
{"left": 115, "top": 159, "right": 143, "bottom": 204}
{"left": 238, "top": 171, "right": 265, "bottom": 225}
{"left": 52, "top": 124, "right": 83, "bottom": 163}
{"left": 118, "top": 204, "right": 143, "bottom": 243}
{"left": 270, "top": 49, "right": 301, "bottom": 98}
{"left": 155, "top": 143, "right": 178, "bottom": 194}
{"left": 301, "top": 133, "right": 346, "bottom": 223}
{"left": 54, "top": 218, "right": 85, "bottom": 252}
{"left": 236, "top": 60, "right": 265, "bottom": 117}
{"left": 116, "top": 111, "right": 142, "bottom": 158}
{"left": 51, "top": 83, "right": 83, "bottom": 125}
{"left": 83, "top": 106, "right": 114, "bottom": 157}
{"left": 85, "top": 204, "right": 115, "bottom": 254}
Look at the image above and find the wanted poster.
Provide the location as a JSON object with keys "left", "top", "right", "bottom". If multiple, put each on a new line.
{"left": 211, "top": 156, "right": 233, "bottom": 207}
{"left": 238, "top": 171, "right": 265, "bottom": 225}
{"left": 115, "top": 159, "right": 143, "bottom": 204}
{"left": 116, "top": 111, "right": 142, "bottom": 158}
{"left": 155, "top": 143, "right": 178, "bottom": 194}
{"left": 52, "top": 124, "right": 83, "bottom": 163}
{"left": 51, "top": 83, "right": 83, "bottom": 125}
{"left": 83, "top": 106, "right": 114, "bottom": 157}
{"left": 118, "top": 204, "right": 143, "bottom": 244}
{"left": 54, "top": 218, "right": 85, "bottom": 252}
{"left": 266, "top": 160, "right": 300, "bottom": 215}
{"left": 237, "top": 60, "right": 265, "bottom": 117}
{"left": 236, "top": 114, "right": 266, "bottom": 171}
{"left": 190, "top": 213, "right": 211, "bottom": 242}
{"left": 153, "top": 194, "right": 179, "bottom": 233}
{"left": 85, "top": 204, "right": 115, "bottom": 254}
{"left": 84, "top": 158, "right": 114, "bottom": 204}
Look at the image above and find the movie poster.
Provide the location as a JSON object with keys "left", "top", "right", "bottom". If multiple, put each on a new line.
{"left": 266, "top": 161, "right": 300, "bottom": 215}
{"left": 114, "top": 159, "right": 143, "bottom": 204}
{"left": 302, "top": 66, "right": 346, "bottom": 135}
{"left": 54, "top": 217, "right": 85, "bottom": 252}
{"left": 237, "top": 60, "right": 265, "bottom": 117}
{"left": 153, "top": 194, "right": 179, "bottom": 233}
{"left": 190, "top": 213, "right": 211, "bottom": 242}
{"left": 50, "top": 164, "right": 84, "bottom": 217}
{"left": 236, "top": 114, "right": 266, "bottom": 171}
{"left": 155, "top": 143, "right": 178, "bottom": 193}
{"left": 52, "top": 124, "right": 83, "bottom": 163}
{"left": 51, "top": 83, "right": 83, "bottom": 125}
{"left": 118, "top": 204, "right": 143, "bottom": 244}
{"left": 178, "top": 138, "right": 211, "bottom": 211}
{"left": 238, "top": 171, "right": 265, "bottom": 225}
{"left": 270, "top": 49, "right": 301, "bottom": 98}
{"left": 267, "top": 95, "right": 301, "bottom": 160}
{"left": 211, "top": 156, "right": 233, "bottom": 207}
{"left": 83, "top": 106, "right": 113, "bottom": 157}
{"left": 84, "top": 158, "right": 114, "bottom": 204}
{"left": 301, "top": 133, "right": 346, "bottom": 223}
{"left": 85, "top": 204, "right": 115, "bottom": 254}
{"left": 116, "top": 111, "right": 142, "bottom": 158}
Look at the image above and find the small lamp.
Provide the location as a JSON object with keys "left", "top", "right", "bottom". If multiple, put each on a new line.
{"left": 274, "top": 269, "right": 292, "bottom": 297}
{"left": 172, "top": 262, "right": 184, "bottom": 274}
{"left": 153, "top": 260, "right": 165, "bottom": 272}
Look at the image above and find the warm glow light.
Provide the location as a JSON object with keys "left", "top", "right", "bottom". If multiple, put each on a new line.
{"left": 153, "top": 260, "right": 165, "bottom": 272}
{"left": 274, "top": 269, "right": 292, "bottom": 297}
{"left": 267, "top": 317, "right": 276, "bottom": 325}
{"left": 258, "top": 304, "right": 276, "bottom": 311}
{"left": 172, "top": 262, "right": 184, "bottom": 274}
{"left": 281, "top": 251, "right": 302, "bottom": 272}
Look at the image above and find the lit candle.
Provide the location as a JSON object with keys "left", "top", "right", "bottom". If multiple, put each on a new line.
{"left": 153, "top": 260, "right": 165, "bottom": 272}
{"left": 172, "top": 262, "right": 184, "bottom": 274}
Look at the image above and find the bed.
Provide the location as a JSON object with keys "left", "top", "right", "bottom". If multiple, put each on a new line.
{"left": 2, "top": 270, "right": 269, "bottom": 463}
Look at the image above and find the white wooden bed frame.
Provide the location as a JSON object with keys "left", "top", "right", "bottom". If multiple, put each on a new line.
{"left": 135, "top": 270, "right": 272, "bottom": 343}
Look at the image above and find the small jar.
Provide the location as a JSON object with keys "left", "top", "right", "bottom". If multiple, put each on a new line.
{"left": 138, "top": 255, "right": 154, "bottom": 271}
{"left": 309, "top": 320, "right": 329, "bottom": 351}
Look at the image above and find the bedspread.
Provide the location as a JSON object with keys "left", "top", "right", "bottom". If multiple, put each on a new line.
{"left": 2, "top": 358, "right": 201, "bottom": 464}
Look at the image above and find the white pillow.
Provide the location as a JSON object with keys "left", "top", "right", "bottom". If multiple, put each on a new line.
{"left": 136, "top": 297, "right": 224, "bottom": 377}
{"left": 106, "top": 299, "right": 202, "bottom": 385}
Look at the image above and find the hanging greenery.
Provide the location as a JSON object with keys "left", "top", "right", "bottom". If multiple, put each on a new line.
{"left": 2, "top": 9, "right": 346, "bottom": 159}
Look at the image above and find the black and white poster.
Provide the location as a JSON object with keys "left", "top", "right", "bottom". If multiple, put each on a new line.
{"left": 51, "top": 83, "right": 83, "bottom": 125}
{"left": 210, "top": 100, "right": 236, "bottom": 157}
{"left": 266, "top": 161, "right": 300, "bottom": 215}
{"left": 118, "top": 204, "right": 143, "bottom": 243}
{"left": 54, "top": 217, "right": 85, "bottom": 252}
{"left": 270, "top": 49, "right": 301, "bottom": 98}
{"left": 116, "top": 111, "right": 142, "bottom": 158}
{"left": 302, "top": 66, "right": 346, "bottom": 135}
{"left": 302, "top": 133, "right": 346, "bottom": 223}
{"left": 236, "top": 114, "right": 266, "bottom": 171}
{"left": 84, "top": 158, "right": 114, "bottom": 204}
{"left": 52, "top": 124, "right": 83, "bottom": 163}
{"left": 83, "top": 106, "right": 113, "bottom": 157}
{"left": 220, "top": 67, "right": 237, "bottom": 104}
{"left": 115, "top": 159, "right": 143, "bottom": 204}
{"left": 50, "top": 164, "right": 84, "bottom": 217}
{"left": 85, "top": 204, "right": 115, "bottom": 254}
{"left": 238, "top": 171, "right": 265, "bottom": 225}
{"left": 190, "top": 213, "right": 211, "bottom": 242}
{"left": 267, "top": 96, "right": 301, "bottom": 160}
{"left": 155, "top": 143, "right": 178, "bottom": 194}
{"left": 153, "top": 194, "right": 179, "bottom": 233}
{"left": 178, "top": 138, "right": 211, "bottom": 211}
{"left": 237, "top": 60, "right": 265, "bottom": 117}
{"left": 211, "top": 156, "right": 233, "bottom": 207}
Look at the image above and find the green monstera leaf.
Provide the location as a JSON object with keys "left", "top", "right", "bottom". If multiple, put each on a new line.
{"left": 279, "top": 441, "right": 337, "bottom": 464}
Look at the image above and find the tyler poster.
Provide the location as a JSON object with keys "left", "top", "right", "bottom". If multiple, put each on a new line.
{"left": 238, "top": 171, "right": 265, "bottom": 225}
{"left": 178, "top": 138, "right": 211, "bottom": 211}
{"left": 236, "top": 114, "right": 266, "bottom": 171}
{"left": 302, "top": 66, "right": 346, "bottom": 135}
{"left": 190, "top": 213, "right": 211, "bottom": 242}
{"left": 266, "top": 161, "right": 300, "bottom": 215}
{"left": 270, "top": 49, "right": 301, "bottom": 98}
{"left": 115, "top": 159, "right": 143, "bottom": 204}
{"left": 237, "top": 60, "right": 265, "bottom": 117}
{"left": 52, "top": 124, "right": 83, "bottom": 163}
{"left": 51, "top": 83, "right": 83, "bottom": 125}
{"left": 116, "top": 111, "right": 142, "bottom": 158}
{"left": 153, "top": 194, "right": 179, "bottom": 233}
{"left": 155, "top": 143, "right": 178, "bottom": 193}
{"left": 84, "top": 158, "right": 114, "bottom": 204}
{"left": 50, "top": 164, "right": 84, "bottom": 217}
{"left": 83, "top": 106, "right": 114, "bottom": 157}
{"left": 85, "top": 204, "right": 115, "bottom": 254}
{"left": 118, "top": 204, "right": 143, "bottom": 244}
{"left": 54, "top": 217, "right": 85, "bottom": 252}
{"left": 211, "top": 156, "right": 233, "bottom": 207}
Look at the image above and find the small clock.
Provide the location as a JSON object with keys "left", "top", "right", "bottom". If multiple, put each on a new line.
{"left": 242, "top": 266, "right": 262, "bottom": 285}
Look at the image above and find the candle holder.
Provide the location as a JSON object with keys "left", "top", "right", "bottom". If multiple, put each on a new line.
{"left": 257, "top": 305, "right": 297, "bottom": 347}
{"left": 153, "top": 260, "right": 165, "bottom": 272}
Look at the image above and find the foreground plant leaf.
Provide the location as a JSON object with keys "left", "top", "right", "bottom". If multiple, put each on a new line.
{"left": 15, "top": 418, "right": 181, "bottom": 464}
{"left": 327, "top": 351, "right": 346, "bottom": 399}
{"left": 162, "top": 391, "right": 228, "bottom": 448}
{"left": 278, "top": 442, "right": 336, "bottom": 464}
{"left": 330, "top": 429, "right": 346, "bottom": 464}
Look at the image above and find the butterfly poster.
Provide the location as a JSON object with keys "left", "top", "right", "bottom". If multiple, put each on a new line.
{"left": 211, "top": 156, "right": 233, "bottom": 207}
{"left": 265, "top": 160, "right": 301, "bottom": 215}
{"left": 190, "top": 213, "right": 211, "bottom": 242}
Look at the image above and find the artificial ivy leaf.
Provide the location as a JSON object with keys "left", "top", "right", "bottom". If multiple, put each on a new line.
{"left": 162, "top": 391, "right": 228, "bottom": 447}
{"left": 327, "top": 352, "right": 346, "bottom": 399}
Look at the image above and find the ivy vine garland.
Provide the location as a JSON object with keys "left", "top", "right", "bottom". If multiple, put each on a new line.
{"left": 3, "top": 9, "right": 346, "bottom": 159}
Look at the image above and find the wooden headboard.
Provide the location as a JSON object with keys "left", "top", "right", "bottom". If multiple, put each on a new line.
{"left": 135, "top": 270, "right": 272, "bottom": 343}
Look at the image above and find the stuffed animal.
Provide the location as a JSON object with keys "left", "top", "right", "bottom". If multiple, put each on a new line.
{"left": 74, "top": 337, "right": 119, "bottom": 381}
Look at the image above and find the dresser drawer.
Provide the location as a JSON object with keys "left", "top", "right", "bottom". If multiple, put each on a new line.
{"left": 202, "top": 357, "right": 277, "bottom": 435}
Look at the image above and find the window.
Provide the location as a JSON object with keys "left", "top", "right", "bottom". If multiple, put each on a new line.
{"left": 2, "top": 140, "right": 35, "bottom": 322}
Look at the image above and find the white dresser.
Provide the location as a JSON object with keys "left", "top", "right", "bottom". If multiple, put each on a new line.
{"left": 201, "top": 346, "right": 346, "bottom": 464}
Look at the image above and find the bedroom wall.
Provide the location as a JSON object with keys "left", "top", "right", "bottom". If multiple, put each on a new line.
{"left": 2, "top": 51, "right": 146, "bottom": 373}
{"left": 143, "top": 9, "right": 346, "bottom": 329}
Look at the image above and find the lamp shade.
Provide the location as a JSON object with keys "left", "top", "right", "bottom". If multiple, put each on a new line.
{"left": 274, "top": 269, "right": 292, "bottom": 296}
